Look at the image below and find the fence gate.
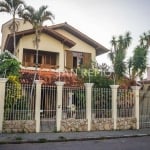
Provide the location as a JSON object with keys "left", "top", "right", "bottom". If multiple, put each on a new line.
{"left": 40, "top": 85, "right": 57, "bottom": 132}
{"left": 139, "top": 87, "right": 150, "bottom": 128}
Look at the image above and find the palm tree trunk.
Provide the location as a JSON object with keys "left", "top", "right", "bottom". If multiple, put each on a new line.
{"left": 13, "top": 13, "right": 16, "bottom": 55}
{"left": 30, "top": 29, "right": 39, "bottom": 98}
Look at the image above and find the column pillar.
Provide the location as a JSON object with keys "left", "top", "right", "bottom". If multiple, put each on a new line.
{"left": 55, "top": 81, "right": 65, "bottom": 132}
{"left": 131, "top": 86, "right": 141, "bottom": 129}
{"left": 110, "top": 85, "right": 119, "bottom": 130}
{"left": 35, "top": 80, "right": 42, "bottom": 133}
{"left": 84, "top": 83, "right": 94, "bottom": 131}
{"left": 0, "top": 78, "right": 8, "bottom": 133}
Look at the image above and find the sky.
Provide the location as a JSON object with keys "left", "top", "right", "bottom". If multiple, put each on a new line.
{"left": 0, "top": 0, "right": 150, "bottom": 66}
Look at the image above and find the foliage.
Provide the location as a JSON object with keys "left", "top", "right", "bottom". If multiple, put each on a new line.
{"left": 132, "top": 46, "right": 148, "bottom": 79}
{"left": 126, "top": 31, "right": 150, "bottom": 80}
{"left": 18, "top": 5, "right": 54, "bottom": 50}
{"left": 0, "top": 51, "right": 26, "bottom": 120}
{"left": 109, "top": 32, "right": 132, "bottom": 83}
{"left": 18, "top": 5, "right": 54, "bottom": 83}
{"left": 76, "top": 66, "right": 113, "bottom": 88}
{"left": 0, "top": 0, "right": 25, "bottom": 53}
{"left": 4, "top": 76, "right": 31, "bottom": 120}
{"left": 0, "top": 51, "right": 21, "bottom": 77}
{"left": 73, "top": 89, "right": 86, "bottom": 109}
{"left": 139, "top": 31, "right": 150, "bottom": 49}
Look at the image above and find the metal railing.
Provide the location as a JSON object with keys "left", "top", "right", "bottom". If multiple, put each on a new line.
{"left": 62, "top": 86, "right": 86, "bottom": 119}
{"left": 4, "top": 83, "right": 136, "bottom": 121}
{"left": 92, "top": 87, "right": 112, "bottom": 118}
{"left": 117, "top": 89, "right": 135, "bottom": 117}
{"left": 4, "top": 83, "right": 35, "bottom": 120}
{"left": 41, "top": 85, "right": 57, "bottom": 119}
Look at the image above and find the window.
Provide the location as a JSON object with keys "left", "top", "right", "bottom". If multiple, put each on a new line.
{"left": 66, "top": 50, "right": 91, "bottom": 69}
{"left": 23, "top": 49, "right": 57, "bottom": 67}
{"left": 72, "top": 52, "right": 83, "bottom": 68}
{"left": 33, "top": 54, "right": 42, "bottom": 64}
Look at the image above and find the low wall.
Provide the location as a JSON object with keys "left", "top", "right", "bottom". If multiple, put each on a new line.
{"left": 117, "top": 117, "right": 136, "bottom": 130}
{"left": 61, "top": 118, "right": 88, "bottom": 132}
{"left": 91, "top": 118, "right": 114, "bottom": 131}
{"left": 3, "top": 120, "right": 36, "bottom": 133}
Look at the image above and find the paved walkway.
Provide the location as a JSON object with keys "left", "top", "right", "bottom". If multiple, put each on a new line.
{"left": 0, "top": 129, "right": 150, "bottom": 144}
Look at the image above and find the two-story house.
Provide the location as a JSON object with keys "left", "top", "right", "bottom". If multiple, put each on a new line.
{"left": 1, "top": 19, "right": 109, "bottom": 71}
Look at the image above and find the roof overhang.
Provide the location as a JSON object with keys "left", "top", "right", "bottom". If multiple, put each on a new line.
{"left": 50, "top": 23, "right": 109, "bottom": 56}
{"left": 4, "top": 27, "right": 76, "bottom": 51}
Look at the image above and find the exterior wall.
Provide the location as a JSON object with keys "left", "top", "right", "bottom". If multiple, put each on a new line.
{"left": 17, "top": 33, "right": 65, "bottom": 70}
{"left": 147, "top": 67, "right": 150, "bottom": 80}
{"left": 1, "top": 19, "right": 32, "bottom": 51}
{"left": 1, "top": 19, "right": 97, "bottom": 69}
{"left": 55, "top": 29, "right": 96, "bottom": 61}
{"left": 3, "top": 120, "right": 36, "bottom": 133}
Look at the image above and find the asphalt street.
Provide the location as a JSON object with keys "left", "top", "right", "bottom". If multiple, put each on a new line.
{"left": 0, "top": 136, "right": 150, "bottom": 150}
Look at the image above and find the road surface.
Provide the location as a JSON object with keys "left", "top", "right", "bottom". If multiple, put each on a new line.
{"left": 0, "top": 136, "right": 150, "bottom": 150}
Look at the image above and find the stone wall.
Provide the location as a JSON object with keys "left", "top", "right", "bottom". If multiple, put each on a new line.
{"left": 61, "top": 117, "right": 136, "bottom": 132}
{"left": 117, "top": 117, "right": 136, "bottom": 130}
{"left": 61, "top": 118, "right": 88, "bottom": 132}
{"left": 91, "top": 118, "right": 114, "bottom": 131}
{"left": 3, "top": 120, "right": 36, "bottom": 133}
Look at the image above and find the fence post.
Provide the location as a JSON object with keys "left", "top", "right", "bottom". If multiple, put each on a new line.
{"left": 84, "top": 83, "right": 94, "bottom": 131}
{"left": 131, "top": 86, "right": 140, "bottom": 129}
{"left": 55, "top": 81, "right": 65, "bottom": 132}
{"left": 110, "top": 85, "right": 119, "bottom": 130}
{"left": 0, "top": 78, "right": 8, "bottom": 133}
{"left": 35, "top": 80, "right": 42, "bottom": 133}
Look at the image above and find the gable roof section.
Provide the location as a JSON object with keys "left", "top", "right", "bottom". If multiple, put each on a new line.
{"left": 50, "top": 22, "right": 109, "bottom": 55}
{"left": 4, "top": 27, "right": 76, "bottom": 51}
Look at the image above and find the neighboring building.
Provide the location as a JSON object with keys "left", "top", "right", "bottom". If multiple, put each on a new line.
{"left": 147, "top": 67, "right": 150, "bottom": 80}
{"left": 1, "top": 19, "right": 109, "bottom": 71}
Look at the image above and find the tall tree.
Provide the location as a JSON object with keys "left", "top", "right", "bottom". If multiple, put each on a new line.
{"left": 139, "top": 31, "right": 150, "bottom": 49}
{"left": 132, "top": 46, "right": 148, "bottom": 79}
{"left": 19, "top": 5, "right": 54, "bottom": 79}
{"left": 0, "top": 0, "right": 25, "bottom": 55}
{"left": 128, "top": 31, "right": 150, "bottom": 80}
{"left": 109, "top": 32, "right": 132, "bottom": 83}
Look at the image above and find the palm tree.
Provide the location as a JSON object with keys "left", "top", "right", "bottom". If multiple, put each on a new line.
{"left": 0, "top": 0, "right": 25, "bottom": 55}
{"left": 19, "top": 5, "right": 54, "bottom": 98}
{"left": 109, "top": 32, "right": 132, "bottom": 83}
{"left": 19, "top": 5, "right": 54, "bottom": 79}
{"left": 131, "top": 46, "right": 148, "bottom": 80}
{"left": 139, "top": 31, "right": 150, "bottom": 49}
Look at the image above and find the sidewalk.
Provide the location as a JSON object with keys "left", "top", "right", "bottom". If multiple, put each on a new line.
{"left": 0, "top": 129, "right": 150, "bottom": 144}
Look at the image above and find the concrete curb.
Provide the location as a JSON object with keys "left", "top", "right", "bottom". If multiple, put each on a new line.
{"left": 0, "top": 133, "right": 150, "bottom": 145}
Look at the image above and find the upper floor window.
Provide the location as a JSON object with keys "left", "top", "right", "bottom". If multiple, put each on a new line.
{"left": 23, "top": 49, "right": 57, "bottom": 68}
{"left": 33, "top": 54, "right": 42, "bottom": 64}
{"left": 66, "top": 50, "right": 91, "bottom": 69}
{"left": 73, "top": 52, "right": 83, "bottom": 68}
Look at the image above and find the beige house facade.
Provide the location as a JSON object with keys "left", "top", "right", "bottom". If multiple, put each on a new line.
{"left": 1, "top": 19, "right": 109, "bottom": 70}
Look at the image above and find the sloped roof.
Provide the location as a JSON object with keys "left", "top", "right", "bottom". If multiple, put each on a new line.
{"left": 4, "top": 27, "right": 76, "bottom": 51}
{"left": 50, "top": 22, "right": 109, "bottom": 55}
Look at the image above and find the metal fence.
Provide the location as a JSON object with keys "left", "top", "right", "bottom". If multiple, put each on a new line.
{"left": 62, "top": 86, "right": 86, "bottom": 119}
{"left": 117, "top": 89, "right": 135, "bottom": 118}
{"left": 4, "top": 83, "right": 136, "bottom": 121}
{"left": 41, "top": 85, "right": 57, "bottom": 119}
{"left": 4, "top": 83, "right": 35, "bottom": 120}
{"left": 139, "top": 87, "right": 150, "bottom": 128}
{"left": 40, "top": 85, "right": 57, "bottom": 132}
{"left": 92, "top": 88, "right": 112, "bottom": 118}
